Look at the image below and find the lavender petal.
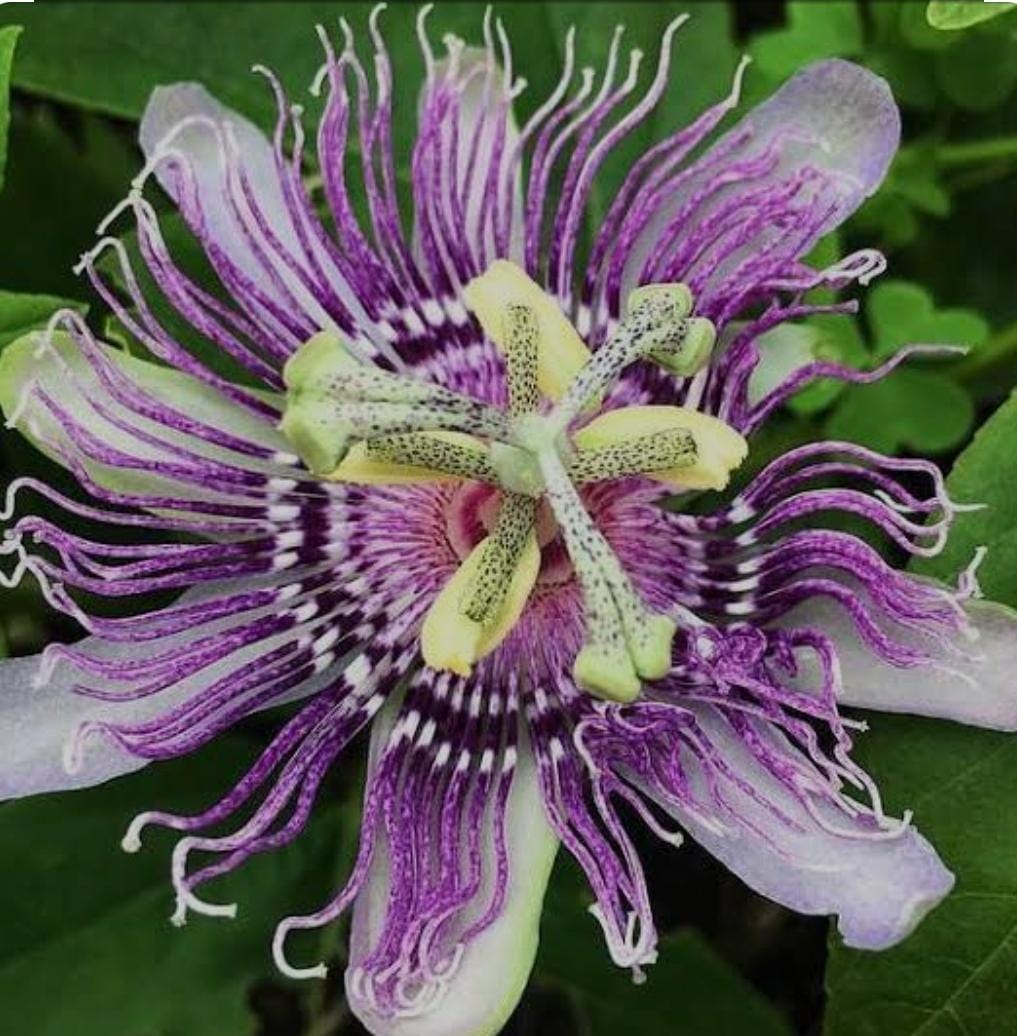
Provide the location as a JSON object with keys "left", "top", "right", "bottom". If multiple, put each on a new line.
{"left": 781, "top": 595, "right": 1017, "bottom": 731}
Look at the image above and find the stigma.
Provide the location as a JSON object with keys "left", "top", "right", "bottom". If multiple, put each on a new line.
{"left": 280, "top": 261, "right": 747, "bottom": 701}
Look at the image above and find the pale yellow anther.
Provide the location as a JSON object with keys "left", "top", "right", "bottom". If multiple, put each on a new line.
{"left": 463, "top": 260, "right": 592, "bottom": 402}
{"left": 574, "top": 405, "right": 747, "bottom": 492}
{"left": 421, "top": 532, "right": 541, "bottom": 677}
{"left": 327, "top": 431, "right": 487, "bottom": 485}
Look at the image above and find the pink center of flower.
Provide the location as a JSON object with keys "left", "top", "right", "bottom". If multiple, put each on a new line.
{"left": 445, "top": 481, "right": 573, "bottom": 585}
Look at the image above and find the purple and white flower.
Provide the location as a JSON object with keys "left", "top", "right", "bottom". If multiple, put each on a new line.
{"left": 2, "top": 9, "right": 1016, "bottom": 1036}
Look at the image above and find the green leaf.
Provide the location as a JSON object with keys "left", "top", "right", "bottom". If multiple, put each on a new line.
{"left": 0, "top": 25, "right": 19, "bottom": 191}
{"left": 902, "top": 1, "right": 966, "bottom": 51}
{"left": 821, "top": 279, "right": 986, "bottom": 454}
{"left": 868, "top": 47, "right": 940, "bottom": 111}
{"left": 855, "top": 147, "right": 952, "bottom": 248}
{"left": 0, "top": 2, "right": 341, "bottom": 123}
{"left": 825, "top": 368, "right": 974, "bottom": 455}
{"left": 935, "top": 29, "right": 1017, "bottom": 110}
{"left": 0, "top": 105, "right": 137, "bottom": 298}
{"left": 0, "top": 290, "right": 82, "bottom": 350}
{"left": 0, "top": 2, "right": 735, "bottom": 140}
{"left": 867, "top": 279, "right": 988, "bottom": 362}
{"left": 536, "top": 862, "right": 791, "bottom": 1036}
{"left": 788, "top": 313, "right": 868, "bottom": 417}
{"left": 750, "top": 1, "right": 862, "bottom": 80}
{"left": 912, "top": 389, "right": 1017, "bottom": 608}
{"left": 0, "top": 733, "right": 348, "bottom": 1036}
{"left": 825, "top": 385, "right": 1017, "bottom": 1034}
{"left": 927, "top": 1, "right": 1017, "bottom": 31}
{"left": 892, "top": 147, "right": 952, "bottom": 217}
{"left": 825, "top": 712, "right": 1017, "bottom": 1036}
{"left": 953, "top": 318, "right": 1017, "bottom": 397}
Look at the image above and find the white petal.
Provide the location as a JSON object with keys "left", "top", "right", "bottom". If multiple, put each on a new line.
{"left": 0, "top": 646, "right": 150, "bottom": 799}
{"left": 139, "top": 83, "right": 367, "bottom": 334}
{"left": 0, "top": 584, "right": 346, "bottom": 802}
{"left": 658, "top": 705, "right": 953, "bottom": 950}
{"left": 0, "top": 328, "right": 291, "bottom": 500}
{"left": 623, "top": 59, "right": 900, "bottom": 301}
{"left": 346, "top": 720, "right": 558, "bottom": 1036}
{"left": 746, "top": 323, "right": 820, "bottom": 406}
{"left": 779, "top": 594, "right": 1017, "bottom": 731}
{"left": 140, "top": 84, "right": 279, "bottom": 214}
{"left": 728, "top": 58, "right": 900, "bottom": 222}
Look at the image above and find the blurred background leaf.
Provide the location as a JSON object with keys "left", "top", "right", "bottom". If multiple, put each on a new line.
{"left": 912, "top": 389, "right": 1017, "bottom": 606}
{"left": 0, "top": 290, "right": 81, "bottom": 349}
{"left": 0, "top": 25, "right": 19, "bottom": 190}
{"left": 751, "top": 1, "right": 861, "bottom": 81}
{"left": 536, "top": 862, "right": 792, "bottom": 1036}
{"left": 825, "top": 367, "right": 974, "bottom": 455}
{"left": 927, "top": 0, "right": 1017, "bottom": 32}
{"left": 0, "top": 733, "right": 352, "bottom": 1036}
{"left": 0, "top": 1, "right": 339, "bottom": 124}
{"left": 821, "top": 279, "right": 987, "bottom": 456}
{"left": 0, "top": 105, "right": 138, "bottom": 298}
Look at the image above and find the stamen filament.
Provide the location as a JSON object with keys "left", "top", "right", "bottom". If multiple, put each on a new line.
{"left": 331, "top": 397, "right": 509, "bottom": 441}
{"left": 282, "top": 397, "right": 509, "bottom": 475}
{"left": 285, "top": 331, "right": 501, "bottom": 416}
{"left": 281, "top": 331, "right": 511, "bottom": 473}
{"left": 463, "top": 260, "right": 593, "bottom": 402}
{"left": 550, "top": 284, "right": 715, "bottom": 432}
{"left": 420, "top": 506, "right": 540, "bottom": 678}
{"left": 537, "top": 447, "right": 675, "bottom": 701}
{"left": 574, "top": 405, "right": 747, "bottom": 492}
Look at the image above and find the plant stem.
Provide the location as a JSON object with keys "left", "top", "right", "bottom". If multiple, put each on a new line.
{"left": 936, "top": 136, "right": 1017, "bottom": 168}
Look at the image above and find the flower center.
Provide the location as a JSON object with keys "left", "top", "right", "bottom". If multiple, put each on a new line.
{"left": 280, "top": 261, "right": 748, "bottom": 701}
{"left": 445, "top": 483, "right": 561, "bottom": 561}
